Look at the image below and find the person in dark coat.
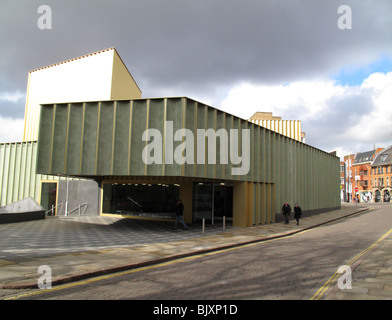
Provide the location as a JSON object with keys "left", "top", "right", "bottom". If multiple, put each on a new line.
{"left": 294, "top": 203, "right": 302, "bottom": 225}
{"left": 282, "top": 202, "right": 291, "bottom": 224}
{"left": 173, "top": 199, "right": 188, "bottom": 230}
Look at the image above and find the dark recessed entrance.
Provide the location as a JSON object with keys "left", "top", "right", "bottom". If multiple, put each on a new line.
{"left": 102, "top": 183, "right": 180, "bottom": 218}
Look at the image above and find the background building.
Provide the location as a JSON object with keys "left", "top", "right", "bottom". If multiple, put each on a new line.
{"left": 351, "top": 149, "right": 382, "bottom": 203}
{"left": 344, "top": 153, "right": 355, "bottom": 202}
{"left": 371, "top": 146, "right": 392, "bottom": 202}
{"left": 249, "top": 112, "right": 306, "bottom": 143}
{"left": 340, "top": 161, "right": 346, "bottom": 201}
{"left": 344, "top": 147, "right": 392, "bottom": 203}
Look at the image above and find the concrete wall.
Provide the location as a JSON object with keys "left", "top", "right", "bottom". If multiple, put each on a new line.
{"left": 56, "top": 179, "right": 100, "bottom": 216}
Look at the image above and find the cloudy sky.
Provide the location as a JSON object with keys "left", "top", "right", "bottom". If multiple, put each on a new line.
{"left": 1, "top": 0, "right": 391, "bottom": 158}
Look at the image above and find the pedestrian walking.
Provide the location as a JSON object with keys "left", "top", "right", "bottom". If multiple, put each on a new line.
{"left": 282, "top": 202, "right": 291, "bottom": 224}
{"left": 294, "top": 203, "right": 302, "bottom": 225}
{"left": 173, "top": 199, "right": 188, "bottom": 230}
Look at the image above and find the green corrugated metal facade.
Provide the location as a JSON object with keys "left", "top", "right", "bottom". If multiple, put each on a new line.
{"left": 0, "top": 141, "right": 62, "bottom": 206}
{"left": 36, "top": 97, "right": 340, "bottom": 214}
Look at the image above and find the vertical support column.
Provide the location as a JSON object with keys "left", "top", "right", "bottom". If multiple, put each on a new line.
{"left": 233, "top": 181, "right": 248, "bottom": 227}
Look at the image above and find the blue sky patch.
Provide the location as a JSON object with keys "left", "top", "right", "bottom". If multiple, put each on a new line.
{"left": 332, "top": 55, "right": 392, "bottom": 86}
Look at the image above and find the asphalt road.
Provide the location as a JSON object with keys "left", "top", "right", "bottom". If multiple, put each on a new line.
{"left": 13, "top": 205, "right": 392, "bottom": 301}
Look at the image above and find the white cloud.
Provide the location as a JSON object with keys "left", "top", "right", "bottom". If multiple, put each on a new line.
{"left": 0, "top": 91, "right": 25, "bottom": 103}
{"left": 220, "top": 72, "right": 392, "bottom": 158}
{"left": 346, "top": 72, "right": 392, "bottom": 143}
{"left": 220, "top": 79, "right": 347, "bottom": 121}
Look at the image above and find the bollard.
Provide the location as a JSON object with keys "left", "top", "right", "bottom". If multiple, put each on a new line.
{"left": 202, "top": 218, "right": 205, "bottom": 236}
{"left": 223, "top": 216, "right": 226, "bottom": 231}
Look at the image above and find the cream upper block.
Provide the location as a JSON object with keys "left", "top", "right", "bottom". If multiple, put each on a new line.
{"left": 23, "top": 48, "right": 141, "bottom": 141}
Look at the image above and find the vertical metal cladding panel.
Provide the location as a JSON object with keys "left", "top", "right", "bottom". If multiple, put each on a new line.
{"left": 274, "top": 133, "right": 281, "bottom": 208}
{"left": 249, "top": 122, "right": 255, "bottom": 183}
{"left": 146, "top": 98, "right": 165, "bottom": 176}
{"left": 224, "top": 114, "right": 234, "bottom": 180}
{"left": 269, "top": 131, "right": 275, "bottom": 187}
{"left": 230, "top": 116, "right": 239, "bottom": 181}
{"left": 7, "top": 143, "right": 16, "bottom": 204}
{"left": 130, "top": 100, "right": 148, "bottom": 175}
{"left": 36, "top": 105, "right": 54, "bottom": 174}
{"left": 66, "top": 103, "right": 83, "bottom": 174}
{"left": 96, "top": 101, "right": 114, "bottom": 175}
{"left": 195, "top": 102, "right": 206, "bottom": 178}
{"left": 206, "top": 107, "right": 216, "bottom": 179}
{"left": 164, "top": 98, "right": 183, "bottom": 177}
{"left": 51, "top": 104, "right": 68, "bottom": 175}
{"left": 184, "top": 98, "right": 197, "bottom": 178}
{"left": 232, "top": 116, "right": 245, "bottom": 181}
{"left": 259, "top": 127, "right": 265, "bottom": 184}
{"left": 81, "top": 102, "right": 99, "bottom": 175}
{"left": 215, "top": 109, "right": 226, "bottom": 180}
{"left": 112, "top": 100, "right": 131, "bottom": 175}
{"left": 0, "top": 142, "right": 39, "bottom": 206}
{"left": 255, "top": 125, "right": 260, "bottom": 184}
{"left": 240, "top": 118, "right": 249, "bottom": 182}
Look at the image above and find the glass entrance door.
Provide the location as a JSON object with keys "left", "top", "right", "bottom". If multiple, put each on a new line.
{"left": 192, "top": 182, "right": 233, "bottom": 223}
{"left": 192, "top": 182, "right": 212, "bottom": 222}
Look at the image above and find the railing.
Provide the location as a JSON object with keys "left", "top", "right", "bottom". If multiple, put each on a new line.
{"left": 45, "top": 203, "right": 64, "bottom": 217}
{"left": 66, "top": 203, "right": 88, "bottom": 216}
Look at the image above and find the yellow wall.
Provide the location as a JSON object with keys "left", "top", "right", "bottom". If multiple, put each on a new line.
{"left": 233, "top": 181, "right": 276, "bottom": 227}
{"left": 250, "top": 118, "right": 303, "bottom": 142}
{"left": 111, "top": 50, "right": 141, "bottom": 100}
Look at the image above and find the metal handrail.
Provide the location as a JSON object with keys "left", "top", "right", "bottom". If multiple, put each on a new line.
{"left": 66, "top": 202, "right": 88, "bottom": 216}
{"left": 45, "top": 203, "right": 64, "bottom": 217}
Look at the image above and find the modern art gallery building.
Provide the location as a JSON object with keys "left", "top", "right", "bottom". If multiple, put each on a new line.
{"left": 0, "top": 48, "right": 340, "bottom": 227}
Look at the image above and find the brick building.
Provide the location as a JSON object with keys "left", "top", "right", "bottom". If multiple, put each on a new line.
{"left": 345, "top": 148, "right": 384, "bottom": 203}
{"left": 371, "top": 146, "right": 392, "bottom": 202}
{"left": 340, "top": 161, "right": 346, "bottom": 201}
{"left": 344, "top": 154, "right": 355, "bottom": 202}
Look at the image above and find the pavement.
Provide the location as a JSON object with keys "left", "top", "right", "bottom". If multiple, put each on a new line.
{"left": 0, "top": 203, "right": 391, "bottom": 300}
